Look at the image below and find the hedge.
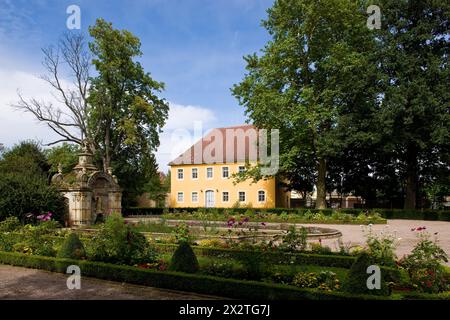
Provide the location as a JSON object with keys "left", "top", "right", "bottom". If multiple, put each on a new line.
{"left": 123, "top": 207, "right": 450, "bottom": 221}
{"left": 0, "top": 251, "right": 391, "bottom": 300}
{"left": 156, "top": 243, "right": 357, "bottom": 268}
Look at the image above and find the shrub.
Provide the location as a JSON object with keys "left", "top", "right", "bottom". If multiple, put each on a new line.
{"left": 201, "top": 260, "right": 246, "bottom": 279}
{"left": 310, "top": 242, "right": 332, "bottom": 254}
{"left": 0, "top": 216, "right": 21, "bottom": 232}
{"left": 342, "top": 252, "right": 390, "bottom": 296}
{"left": 279, "top": 226, "right": 307, "bottom": 252}
{"left": 170, "top": 241, "right": 199, "bottom": 273}
{"left": 362, "top": 225, "right": 398, "bottom": 266}
{"left": 87, "top": 213, "right": 158, "bottom": 265}
{"left": 172, "top": 222, "right": 191, "bottom": 243}
{"left": 0, "top": 251, "right": 390, "bottom": 300}
{"left": 292, "top": 271, "right": 340, "bottom": 291}
{"left": 0, "top": 171, "right": 65, "bottom": 223}
{"left": 399, "top": 231, "right": 449, "bottom": 293}
{"left": 57, "top": 233, "right": 86, "bottom": 260}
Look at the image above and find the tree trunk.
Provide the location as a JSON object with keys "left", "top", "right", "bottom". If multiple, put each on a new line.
{"left": 404, "top": 145, "right": 418, "bottom": 210}
{"left": 315, "top": 158, "right": 327, "bottom": 209}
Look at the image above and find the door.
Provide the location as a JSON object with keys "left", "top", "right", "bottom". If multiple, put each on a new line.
{"left": 205, "top": 190, "right": 215, "bottom": 207}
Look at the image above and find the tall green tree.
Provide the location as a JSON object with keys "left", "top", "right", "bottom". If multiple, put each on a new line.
{"left": 0, "top": 141, "right": 65, "bottom": 221}
{"left": 45, "top": 143, "right": 80, "bottom": 175}
{"left": 88, "top": 19, "right": 169, "bottom": 173}
{"left": 373, "top": 0, "right": 450, "bottom": 209}
{"left": 232, "top": 0, "right": 375, "bottom": 208}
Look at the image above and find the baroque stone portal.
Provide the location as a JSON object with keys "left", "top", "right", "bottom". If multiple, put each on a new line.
{"left": 51, "top": 144, "right": 122, "bottom": 226}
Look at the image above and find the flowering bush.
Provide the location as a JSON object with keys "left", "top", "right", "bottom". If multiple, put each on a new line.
{"left": 87, "top": 213, "right": 158, "bottom": 265}
{"left": 399, "top": 230, "right": 448, "bottom": 293}
{"left": 362, "top": 224, "right": 399, "bottom": 266}
{"left": 136, "top": 259, "right": 168, "bottom": 271}
{"left": 172, "top": 222, "right": 191, "bottom": 243}
{"left": 36, "top": 212, "right": 53, "bottom": 222}
{"left": 278, "top": 226, "right": 307, "bottom": 252}
{"left": 292, "top": 271, "right": 340, "bottom": 291}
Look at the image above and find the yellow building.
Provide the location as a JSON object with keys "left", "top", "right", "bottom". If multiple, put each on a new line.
{"left": 169, "top": 125, "right": 290, "bottom": 208}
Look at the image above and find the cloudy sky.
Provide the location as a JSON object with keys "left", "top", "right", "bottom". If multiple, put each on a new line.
{"left": 0, "top": 0, "right": 272, "bottom": 171}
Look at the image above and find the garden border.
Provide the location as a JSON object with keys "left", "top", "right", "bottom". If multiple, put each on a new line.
{"left": 123, "top": 207, "right": 450, "bottom": 221}
{"left": 0, "top": 251, "right": 389, "bottom": 300}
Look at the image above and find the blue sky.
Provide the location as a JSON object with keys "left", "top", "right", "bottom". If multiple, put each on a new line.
{"left": 0, "top": 0, "right": 273, "bottom": 170}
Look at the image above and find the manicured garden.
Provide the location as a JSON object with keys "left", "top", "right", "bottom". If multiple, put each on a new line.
{"left": 0, "top": 213, "right": 448, "bottom": 300}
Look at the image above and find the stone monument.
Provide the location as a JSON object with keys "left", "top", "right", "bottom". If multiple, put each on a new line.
{"left": 51, "top": 143, "right": 122, "bottom": 226}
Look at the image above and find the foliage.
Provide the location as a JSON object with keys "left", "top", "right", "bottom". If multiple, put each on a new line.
{"left": 292, "top": 271, "right": 340, "bottom": 291}
{"left": 10, "top": 221, "right": 62, "bottom": 257}
{"left": 279, "top": 226, "right": 307, "bottom": 252}
{"left": 362, "top": 225, "right": 399, "bottom": 266}
{"left": 144, "top": 171, "right": 170, "bottom": 207}
{"left": 57, "top": 233, "right": 86, "bottom": 260}
{"left": 0, "top": 216, "right": 21, "bottom": 232}
{"left": 169, "top": 241, "right": 199, "bottom": 273}
{"left": 399, "top": 231, "right": 449, "bottom": 293}
{"left": 310, "top": 242, "right": 332, "bottom": 255}
{"left": 87, "top": 19, "right": 169, "bottom": 205}
{"left": 172, "top": 222, "right": 191, "bottom": 243}
{"left": 342, "top": 252, "right": 390, "bottom": 296}
{"left": 0, "top": 141, "right": 66, "bottom": 222}
{"left": 201, "top": 260, "right": 246, "bottom": 279}
{"left": 45, "top": 143, "right": 79, "bottom": 175}
{"left": 0, "top": 251, "right": 392, "bottom": 300}
{"left": 231, "top": 0, "right": 376, "bottom": 208}
{"left": 86, "top": 213, "right": 158, "bottom": 265}
{"left": 371, "top": 0, "right": 450, "bottom": 209}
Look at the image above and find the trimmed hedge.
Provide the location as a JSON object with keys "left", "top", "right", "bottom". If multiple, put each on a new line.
{"left": 123, "top": 207, "right": 450, "bottom": 221}
{"left": 156, "top": 243, "right": 357, "bottom": 268}
{"left": 0, "top": 251, "right": 390, "bottom": 300}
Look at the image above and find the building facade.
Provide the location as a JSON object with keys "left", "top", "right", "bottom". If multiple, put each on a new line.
{"left": 169, "top": 125, "right": 290, "bottom": 208}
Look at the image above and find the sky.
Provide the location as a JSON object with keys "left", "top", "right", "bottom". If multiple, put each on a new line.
{"left": 0, "top": 0, "right": 273, "bottom": 171}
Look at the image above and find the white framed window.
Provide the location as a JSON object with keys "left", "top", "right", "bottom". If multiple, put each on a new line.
{"left": 238, "top": 166, "right": 245, "bottom": 174}
{"left": 222, "top": 166, "right": 229, "bottom": 178}
{"left": 177, "top": 192, "right": 184, "bottom": 203}
{"left": 192, "top": 168, "right": 198, "bottom": 179}
{"left": 206, "top": 167, "right": 213, "bottom": 179}
{"left": 191, "top": 191, "right": 198, "bottom": 203}
{"left": 177, "top": 168, "right": 184, "bottom": 180}
{"left": 222, "top": 191, "right": 229, "bottom": 202}
{"left": 238, "top": 191, "right": 246, "bottom": 202}
{"left": 258, "top": 190, "right": 266, "bottom": 202}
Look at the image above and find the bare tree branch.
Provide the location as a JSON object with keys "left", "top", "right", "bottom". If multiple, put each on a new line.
{"left": 11, "top": 32, "right": 94, "bottom": 152}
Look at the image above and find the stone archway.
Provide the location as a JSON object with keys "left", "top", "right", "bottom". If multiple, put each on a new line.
{"left": 51, "top": 145, "right": 122, "bottom": 227}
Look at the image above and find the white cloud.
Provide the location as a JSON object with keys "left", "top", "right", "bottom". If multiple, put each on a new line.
{"left": 0, "top": 68, "right": 64, "bottom": 147}
{"left": 155, "top": 102, "right": 218, "bottom": 172}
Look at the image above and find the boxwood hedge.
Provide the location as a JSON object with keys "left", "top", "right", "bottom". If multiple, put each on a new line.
{"left": 123, "top": 207, "right": 450, "bottom": 221}
{"left": 0, "top": 251, "right": 391, "bottom": 300}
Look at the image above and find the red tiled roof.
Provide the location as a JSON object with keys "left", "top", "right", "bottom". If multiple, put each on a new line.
{"left": 169, "top": 124, "right": 260, "bottom": 165}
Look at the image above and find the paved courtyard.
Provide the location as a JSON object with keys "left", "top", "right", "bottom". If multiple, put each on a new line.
{"left": 310, "top": 220, "right": 450, "bottom": 265}
{"left": 0, "top": 265, "right": 221, "bottom": 300}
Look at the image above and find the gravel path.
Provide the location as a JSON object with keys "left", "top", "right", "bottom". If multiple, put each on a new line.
{"left": 0, "top": 265, "right": 222, "bottom": 300}
{"left": 308, "top": 220, "right": 450, "bottom": 265}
